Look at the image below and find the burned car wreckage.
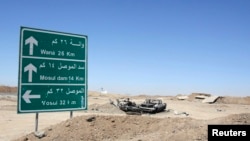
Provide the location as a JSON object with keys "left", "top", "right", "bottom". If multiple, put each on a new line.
{"left": 139, "top": 99, "right": 167, "bottom": 113}
{"left": 116, "top": 98, "right": 167, "bottom": 114}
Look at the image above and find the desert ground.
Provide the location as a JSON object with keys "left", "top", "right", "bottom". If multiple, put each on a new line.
{"left": 0, "top": 86, "right": 250, "bottom": 141}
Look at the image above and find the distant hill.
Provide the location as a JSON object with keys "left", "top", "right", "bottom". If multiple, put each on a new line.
{"left": 0, "top": 85, "right": 17, "bottom": 93}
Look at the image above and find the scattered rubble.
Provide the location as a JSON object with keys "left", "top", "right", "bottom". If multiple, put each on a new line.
{"left": 177, "top": 93, "right": 220, "bottom": 104}
{"left": 86, "top": 116, "right": 96, "bottom": 122}
{"left": 174, "top": 111, "right": 189, "bottom": 116}
{"left": 195, "top": 95, "right": 207, "bottom": 99}
{"left": 34, "top": 131, "right": 46, "bottom": 138}
{"left": 202, "top": 96, "right": 220, "bottom": 103}
{"left": 177, "top": 95, "right": 189, "bottom": 100}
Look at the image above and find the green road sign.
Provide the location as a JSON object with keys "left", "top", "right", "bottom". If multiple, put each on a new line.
{"left": 18, "top": 27, "right": 88, "bottom": 113}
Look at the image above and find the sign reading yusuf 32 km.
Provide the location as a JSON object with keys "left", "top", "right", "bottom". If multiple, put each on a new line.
{"left": 18, "top": 27, "right": 88, "bottom": 113}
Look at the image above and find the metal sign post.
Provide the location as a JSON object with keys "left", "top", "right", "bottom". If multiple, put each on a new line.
{"left": 35, "top": 113, "right": 39, "bottom": 132}
{"left": 70, "top": 111, "right": 73, "bottom": 118}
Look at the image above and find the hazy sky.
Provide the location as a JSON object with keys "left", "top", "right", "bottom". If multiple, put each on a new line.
{"left": 0, "top": 0, "right": 249, "bottom": 96}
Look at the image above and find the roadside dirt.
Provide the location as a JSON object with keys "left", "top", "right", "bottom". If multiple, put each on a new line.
{"left": 0, "top": 90, "right": 249, "bottom": 141}
{"left": 13, "top": 113, "right": 250, "bottom": 141}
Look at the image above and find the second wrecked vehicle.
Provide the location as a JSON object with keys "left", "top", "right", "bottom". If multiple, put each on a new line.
{"left": 139, "top": 99, "right": 167, "bottom": 113}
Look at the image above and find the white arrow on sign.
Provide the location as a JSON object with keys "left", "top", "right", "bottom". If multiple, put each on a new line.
{"left": 24, "top": 63, "right": 37, "bottom": 82}
{"left": 25, "top": 36, "right": 38, "bottom": 55}
{"left": 22, "top": 90, "right": 41, "bottom": 103}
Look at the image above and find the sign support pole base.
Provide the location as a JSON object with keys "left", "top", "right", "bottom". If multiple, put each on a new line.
{"left": 35, "top": 112, "right": 39, "bottom": 132}
{"left": 70, "top": 111, "right": 73, "bottom": 118}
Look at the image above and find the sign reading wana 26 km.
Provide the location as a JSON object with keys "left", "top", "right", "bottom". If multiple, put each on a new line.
{"left": 18, "top": 27, "right": 88, "bottom": 113}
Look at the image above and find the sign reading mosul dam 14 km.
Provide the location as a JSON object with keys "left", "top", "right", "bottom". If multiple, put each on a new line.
{"left": 18, "top": 27, "right": 88, "bottom": 113}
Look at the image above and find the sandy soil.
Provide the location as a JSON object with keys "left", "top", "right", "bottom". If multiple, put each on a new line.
{"left": 0, "top": 91, "right": 250, "bottom": 141}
